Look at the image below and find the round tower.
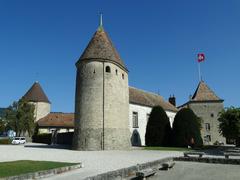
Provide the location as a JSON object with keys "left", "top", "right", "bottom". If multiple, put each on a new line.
{"left": 23, "top": 81, "right": 51, "bottom": 122}
{"left": 72, "top": 22, "right": 131, "bottom": 150}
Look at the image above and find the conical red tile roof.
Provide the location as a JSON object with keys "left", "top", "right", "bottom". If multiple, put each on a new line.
{"left": 23, "top": 82, "right": 50, "bottom": 103}
{"left": 191, "top": 81, "right": 222, "bottom": 101}
{"left": 76, "top": 27, "right": 127, "bottom": 71}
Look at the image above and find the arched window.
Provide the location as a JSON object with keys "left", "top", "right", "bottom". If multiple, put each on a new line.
{"left": 105, "top": 66, "right": 111, "bottom": 73}
{"left": 122, "top": 73, "right": 124, "bottom": 79}
{"left": 115, "top": 69, "right": 118, "bottom": 75}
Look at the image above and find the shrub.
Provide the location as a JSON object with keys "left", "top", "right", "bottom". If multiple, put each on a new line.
{"left": 32, "top": 133, "right": 51, "bottom": 145}
{"left": 145, "top": 106, "right": 171, "bottom": 146}
{"left": 0, "top": 138, "right": 11, "bottom": 144}
{"left": 172, "top": 108, "right": 203, "bottom": 147}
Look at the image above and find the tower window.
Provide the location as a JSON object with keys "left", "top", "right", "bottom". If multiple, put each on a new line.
{"left": 205, "top": 123, "right": 211, "bottom": 131}
{"left": 116, "top": 69, "right": 118, "bottom": 75}
{"left": 105, "top": 66, "right": 111, "bottom": 73}
{"left": 122, "top": 73, "right": 124, "bottom": 79}
{"left": 132, "top": 112, "right": 138, "bottom": 128}
{"left": 211, "top": 113, "right": 214, "bottom": 117}
{"left": 204, "top": 135, "right": 211, "bottom": 142}
{"left": 93, "top": 69, "right": 96, "bottom": 74}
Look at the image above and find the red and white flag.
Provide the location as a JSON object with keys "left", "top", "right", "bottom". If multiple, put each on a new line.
{"left": 197, "top": 53, "right": 205, "bottom": 62}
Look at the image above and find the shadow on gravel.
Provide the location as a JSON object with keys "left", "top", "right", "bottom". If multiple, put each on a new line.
{"left": 195, "top": 146, "right": 237, "bottom": 156}
{"left": 24, "top": 144, "right": 71, "bottom": 150}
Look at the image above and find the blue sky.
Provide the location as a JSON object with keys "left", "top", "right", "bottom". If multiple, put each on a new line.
{"left": 0, "top": 0, "right": 240, "bottom": 112}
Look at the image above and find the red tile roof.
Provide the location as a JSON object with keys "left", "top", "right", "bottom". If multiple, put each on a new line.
{"left": 191, "top": 81, "right": 222, "bottom": 101}
{"left": 76, "top": 27, "right": 127, "bottom": 71}
{"left": 23, "top": 82, "right": 50, "bottom": 103}
{"left": 37, "top": 113, "right": 74, "bottom": 128}
{"left": 129, "top": 87, "right": 178, "bottom": 112}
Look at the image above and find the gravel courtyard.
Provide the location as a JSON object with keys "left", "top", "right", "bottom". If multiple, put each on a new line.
{"left": 0, "top": 143, "right": 181, "bottom": 179}
{"left": 149, "top": 161, "right": 240, "bottom": 180}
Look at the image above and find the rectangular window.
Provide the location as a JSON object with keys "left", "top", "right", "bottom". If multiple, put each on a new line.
{"left": 205, "top": 123, "right": 211, "bottom": 131}
{"left": 132, "top": 112, "right": 138, "bottom": 128}
{"left": 204, "top": 135, "right": 211, "bottom": 142}
{"left": 206, "top": 135, "right": 211, "bottom": 142}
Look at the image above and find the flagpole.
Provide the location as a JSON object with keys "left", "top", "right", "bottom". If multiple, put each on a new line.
{"left": 198, "top": 62, "right": 201, "bottom": 82}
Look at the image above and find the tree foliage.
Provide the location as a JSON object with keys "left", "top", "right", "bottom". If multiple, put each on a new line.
{"left": 218, "top": 107, "right": 240, "bottom": 145}
{"left": 172, "top": 108, "right": 202, "bottom": 147}
{"left": 4, "top": 99, "right": 35, "bottom": 137}
{"left": 145, "top": 106, "right": 171, "bottom": 146}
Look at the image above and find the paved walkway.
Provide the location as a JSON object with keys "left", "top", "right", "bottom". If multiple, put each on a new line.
{"left": 0, "top": 143, "right": 181, "bottom": 179}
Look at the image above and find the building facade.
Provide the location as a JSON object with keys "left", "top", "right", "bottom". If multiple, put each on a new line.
{"left": 179, "top": 81, "right": 225, "bottom": 145}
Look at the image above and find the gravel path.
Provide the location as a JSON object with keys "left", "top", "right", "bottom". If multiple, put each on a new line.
{"left": 149, "top": 161, "right": 240, "bottom": 180}
{"left": 0, "top": 143, "right": 181, "bottom": 179}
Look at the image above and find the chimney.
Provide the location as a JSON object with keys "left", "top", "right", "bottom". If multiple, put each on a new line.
{"left": 169, "top": 95, "right": 176, "bottom": 106}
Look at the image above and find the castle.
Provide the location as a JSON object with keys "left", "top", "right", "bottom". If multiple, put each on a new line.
{"left": 21, "top": 22, "right": 225, "bottom": 149}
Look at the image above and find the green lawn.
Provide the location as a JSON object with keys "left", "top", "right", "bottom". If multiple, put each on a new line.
{"left": 144, "top": 146, "right": 192, "bottom": 151}
{"left": 0, "top": 160, "right": 79, "bottom": 178}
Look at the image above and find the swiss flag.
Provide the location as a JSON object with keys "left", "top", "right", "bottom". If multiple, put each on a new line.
{"left": 197, "top": 53, "right": 205, "bottom": 62}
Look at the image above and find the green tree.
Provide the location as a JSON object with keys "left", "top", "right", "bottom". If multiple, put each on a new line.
{"left": 17, "top": 99, "right": 35, "bottom": 136}
{"left": 0, "top": 119, "right": 5, "bottom": 133}
{"left": 218, "top": 107, "right": 240, "bottom": 146}
{"left": 5, "top": 99, "right": 35, "bottom": 137}
{"left": 145, "top": 106, "right": 171, "bottom": 146}
{"left": 5, "top": 102, "right": 19, "bottom": 135}
{"left": 172, "top": 108, "right": 202, "bottom": 147}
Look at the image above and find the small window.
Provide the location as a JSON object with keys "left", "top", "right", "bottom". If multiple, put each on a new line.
{"left": 93, "top": 69, "right": 96, "bottom": 74}
{"left": 132, "top": 112, "right": 138, "bottom": 128}
{"left": 115, "top": 69, "right": 118, "bottom": 75}
{"left": 122, "top": 73, "right": 124, "bottom": 79}
{"left": 106, "top": 66, "right": 111, "bottom": 73}
{"left": 204, "top": 135, "right": 211, "bottom": 142}
{"left": 211, "top": 113, "right": 214, "bottom": 118}
{"left": 205, "top": 123, "right": 210, "bottom": 131}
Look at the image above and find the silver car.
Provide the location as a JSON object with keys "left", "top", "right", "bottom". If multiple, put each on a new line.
{"left": 11, "top": 137, "right": 26, "bottom": 145}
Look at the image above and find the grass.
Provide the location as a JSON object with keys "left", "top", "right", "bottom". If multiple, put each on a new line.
{"left": 144, "top": 146, "right": 192, "bottom": 151}
{"left": 0, "top": 160, "right": 79, "bottom": 178}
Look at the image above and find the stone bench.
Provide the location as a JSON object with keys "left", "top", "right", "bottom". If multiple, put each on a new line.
{"left": 136, "top": 168, "right": 157, "bottom": 179}
{"left": 184, "top": 152, "right": 205, "bottom": 158}
{"left": 160, "top": 161, "right": 175, "bottom": 170}
{"left": 226, "top": 149, "right": 240, "bottom": 153}
{"left": 224, "top": 152, "right": 240, "bottom": 159}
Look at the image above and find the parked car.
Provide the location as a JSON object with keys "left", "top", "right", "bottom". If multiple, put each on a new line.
{"left": 11, "top": 137, "right": 26, "bottom": 145}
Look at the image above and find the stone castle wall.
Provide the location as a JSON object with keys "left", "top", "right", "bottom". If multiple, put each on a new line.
{"left": 188, "top": 102, "right": 225, "bottom": 144}
{"left": 73, "top": 61, "right": 130, "bottom": 150}
{"left": 31, "top": 102, "right": 50, "bottom": 122}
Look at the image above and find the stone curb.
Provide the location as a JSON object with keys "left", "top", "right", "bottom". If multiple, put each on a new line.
{"left": 85, "top": 157, "right": 173, "bottom": 180}
{"left": 3, "top": 163, "right": 82, "bottom": 180}
{"left": 174, "top": 157, "right": 240, "bottom": 165}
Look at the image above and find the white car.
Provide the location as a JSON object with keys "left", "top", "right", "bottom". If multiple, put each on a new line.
{"left": 11, "top": 137, "right": 26, "bottom": 145}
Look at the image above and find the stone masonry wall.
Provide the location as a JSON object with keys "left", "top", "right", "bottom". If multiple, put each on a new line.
{"left": 189, "top": 102, "right": 225, "bottom": 145}
{"left": 73, "top": 61, "right": 131, "bottom": 150}
{"left": 31, "top": 102, "right": 51, "bottom": 122}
